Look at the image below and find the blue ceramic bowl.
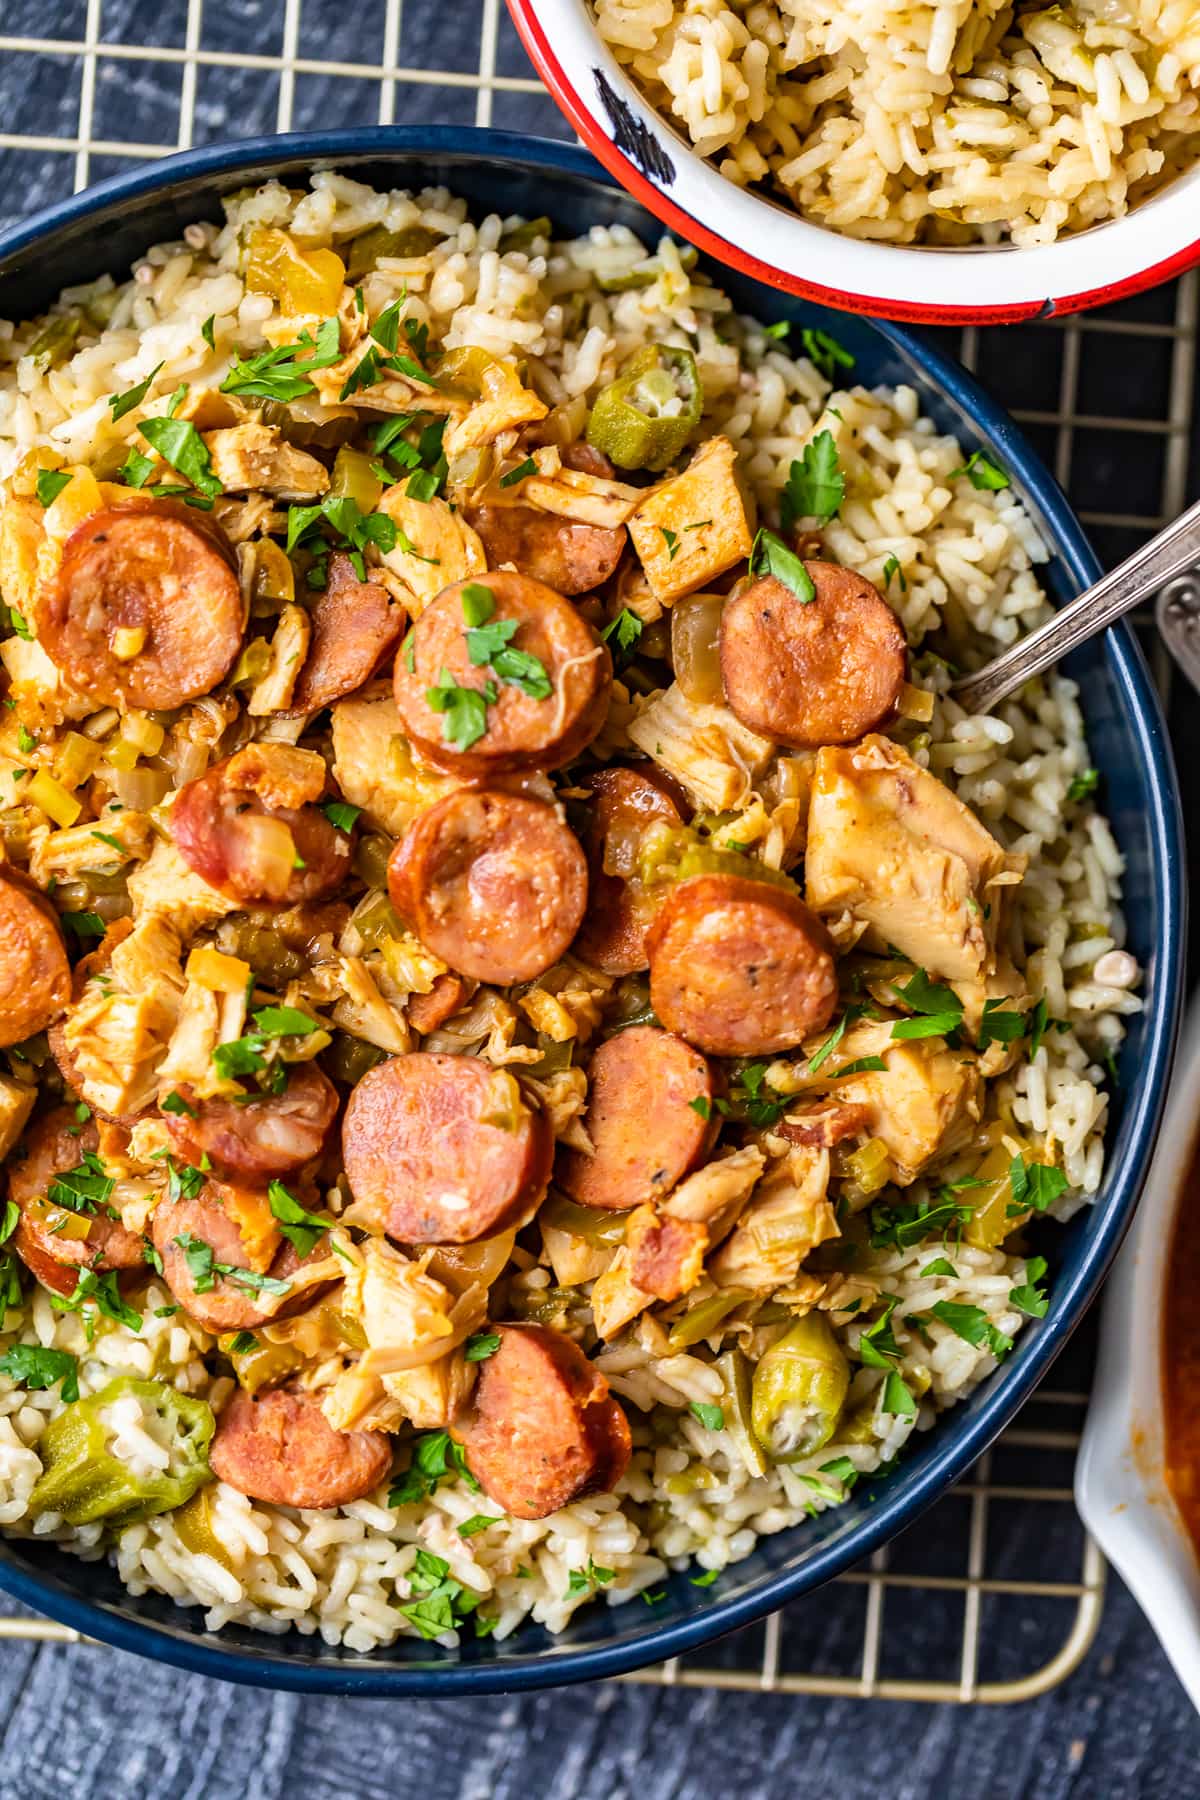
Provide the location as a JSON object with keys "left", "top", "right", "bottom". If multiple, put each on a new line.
{"left": 0, "top": 129, "right": 1183, "bottom": 1694}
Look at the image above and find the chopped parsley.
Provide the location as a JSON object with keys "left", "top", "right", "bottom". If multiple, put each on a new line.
{"left": 464, "top": 1330, "right": 501, "bottom": 1362}
{"left": 16, "top": 723, "right": 36, "bottom": 754}
{"left": 920, "top": 1257, "right": 958, "bottom": 1278}
{"left": 601, "top": 606, "right": 644, "bottom": 667}
{"left": 749, "top": 527, "right": 815, "bottom": 604}
{"left": 689, "top": 1401, "right": 725, "bottom": 1431}
{"left": 321, "top": 799, "right": 362, "bottom": 833}
{"left": 461, "top": 585, "right": 552, "bottom": 699}
{"left": 388, "top": 1430, "right": 480, "bottom": 1507}
{"left": 948, "top": 450, "right": 1010, "bottom": 492}
{"left": 0, "top": 1343, "right": 79, "bottom": 1402}
{"left": 47, "top": 1151, "right": 113, "bottom": 1216}
{"left": 3, "top": 606, "right": 33, "bottom": 642}
{"left": 1011, "top": 1256, "right": 1050, "bottom": 1319}
{"left": 827, "top": 1055, "right": 887, "bottom": 1077}
{"left": 137, "top": 417, "right": 222, "bottom": 498}
{"left": 399, "top": 1547, "right": 486, "bottom": 1640}
{"left": 890, "top": 967, "right": 963, "bottom": 1041}
{"left": 800, "top": 327, "right": 855, "bottom": 383}
{"left": 925, "top": 1298, "right": 1011, "bottom": 1359}
{"left": 61, "top": 911, "right": 105, "bottom": 939}
{"left": 118, "top": 447, "right": 156, "bottom": 489}
{"left": 688, "top": 1095, "right": 712, "bottom": 1121}
{"left": 882, "top": 554, "right": 907, "bottom": 592}
{"left": 426, "top": 668, "right": 496, "bottom": 752}
{"left": 977, "top": 998, "right": 1027, "bottom": 1048}
{"left": 660, "top": 526, "right": 681, "bottom": 561}
{"left": 869, "top": 1197, "right": 972, "bottom": 1251}
{"left": 210, "top": 1005, "right": 320, "bottom": 1082}
{"left": 457, "top": 1514, "right": 501, "bottom": 1538}
{"left": 267, "top": 1180, "right": 326, "bottom": 1258}
{"left": 881, "top": 1370, "right": 917, "bottom": 1417}
{"left": 1068, "top": 768, "right": 1099, "bottom": 803}
{"left": 782, "top": 429, "right": 844, "bottom": 528}
{"left": 35, "top": 469, "right": 73, "bottom": 508}
{"left": 52, "top": 1267, "right": 142, "bottom": 1332}
{"left": 500, "top": 456, "right": 537, "bottom": 488}
{"left": 1008, "top": 1155, "right": 1069, "bottom": 1217}
{"left": 201, "top": 314, "right": 216, "bottom": 351}
{"left": 565, "top": 1558, "right": 616, "bottom": 1597}
{"left": 108, "top": 362, "right": 164, "bottom": 421}
{"left": 221, "top": 318, "right": 340, "bottom": 403}
{"left": 229, "top": 1330, "right": 259, "bottom": 1355}
{"left": 158, "top": 1092, "right": 197, "bottom": 1122}
{"left": 857, "top": 1296, "right": 903, "bottom": 1369}
{"left": 690, "top": 1568, "right": 720, "bottom": 1588}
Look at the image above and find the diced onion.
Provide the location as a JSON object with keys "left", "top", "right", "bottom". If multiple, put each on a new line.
{"left": 897, "top": 682, "right": 935, "bottom": 722}
{"left": 670, "top": 592, "right": 726, "bottom": 705}
{"left": 111, "top": 626, "right": 146, "bottom": 661}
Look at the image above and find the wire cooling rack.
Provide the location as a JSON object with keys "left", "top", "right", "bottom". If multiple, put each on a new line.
{"left": 0, "top": 0, "right": 1196, "bottom": 1704}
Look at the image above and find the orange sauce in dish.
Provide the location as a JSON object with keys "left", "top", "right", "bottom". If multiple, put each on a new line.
{"left": 1163, "top": 1146, "right": 1200, "bottom": 1548}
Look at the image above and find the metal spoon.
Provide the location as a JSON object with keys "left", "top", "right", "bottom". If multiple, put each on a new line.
{"left": 950, "top": 494, "right": 1200, "bottom": 714}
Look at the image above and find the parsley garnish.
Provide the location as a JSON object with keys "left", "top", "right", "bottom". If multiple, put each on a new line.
{"left": 321, "top": 800, "right": 361, "bottom": 833}
{"left": 48, "top": 1151, "right": 113, "bottom": 1216}
{"left": 749, "top": 527, "right": 815, "bottom": 603}
{"left": 0, "top": 1344, "right": 79, "bottom": 1402}
{"left": 565, "top": 1558, "right": 616, "bottom": 1597}
{"left": 926, "top": 1299, "right": 1011, "bottom": 1359}
{"left": 500, "top": 456, "right": 537, "bottom": 488}
{"left": 690, "top": 1568, "right": 720, "bottom": 1588}
{"left": 138, "top": 417, "right": 222, "bottom": 498}
{"left": 660, "top": 526, "right": 680, "bottom": 561}
{"left": 882, "top": 554, "right": 907, "bottom": 592}
{"left": 229, "top": 1330, "right": 258, "bottom": 1354}
{"left": 457, "top": 1514, "right": 500, "bottom": 1538}
{"left": 977, "top": 998, "right": 1027, "bottom": 1048}
{"left": 160, "top": 1089, "right": 196, "bottom": 1119}
{"left": 1068, "top": 768, "right": 1099, "bottom": 802}
{"left": 53, "top": 1267, "right": 142, "bottom": 1332}
{"left": 267, "top": 1180, "right": 326, "bottom": 1257}
{"left": 4, "top": 606, "right": 33, "bottom": 642}
{"left": 118, "top": 447, "right": 156, "bottom": 488}
{"left": 948, "top": 450, "right": 1009, "bottom": 491}
{"left": 688, "top": 1095, "right": 711, "bottom": 1121}
{"left": 857, "top": 1296, "right": 902, "bottom": 1369}
{"left": 1010, "top": 1256, "right": 1049, "bottom": 1318}
{"left": 881, "top": 1370, "right": 916, "bottom": 1417}
{"left": 689, "top": 1402, "right": 725, "bottom": 1431}
{"left": 1008, "top": 1155, "right": 1069, "bottom": 1216}
{"left": 782, "top": 429, "right": 844, "bottom": 528}
{"left": 399, "top": 1548, "right": 486, "bottom": 1640}
{"left": 201, "top": 315, "right": 216, "bottom": 351}
{"left": 108, "top": 363, "right": 164, "bottom": 421}
{"left": 601, "top": 606, "right": 643, "bottom": 667}
{"left": 464, "top": 1330, "right": 501, "bottom": 1362}
{"left": 426, "top": 668, "right": 496, "bottom": 752}
{"left": 35, "top": 469, "right": 73, "bottom": 507}
{"left": 460, "top": 584, "right": 552, "bottom": 698}
{"left": 221, "top": 318, "right": 340, "bottom": 403}
{"left": 800, "top": 327, "right": 855, "bottom": 383}
{"left": 388, "top": 1431, "right": 480, "bottom": 1507}
{"left": 890, "top": 967, "right": 963, "bottom": 1041}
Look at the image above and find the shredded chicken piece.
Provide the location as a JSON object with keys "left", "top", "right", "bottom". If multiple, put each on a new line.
{"left": 325, "top": 1241, "right": 479, "bottom": 1432}
{"left": 628, "top": 437, "right": 755, "bottom": 604}
{"left": 128, "top": 834, "right": 237, "bottom": 938}
{"left": 29, "top": 808, "right": 153, "bottom": 887}
{"left": 378, "top": 487, "right": 486, "bottom": 615}
{"left": 627, "top": 681, "right": 775, "bottom": 812}
{"left": 61, "top": 914, "right": 187, "bottom": 1117}
{"left": 223, "top": 742, "right": 326, "bottom": 810}
{"left": 709, "top": 1145, "right": 837, "bottom": 1291}
{"left": 443, "top": 357, "right": 547, "bottom": 458}
{"left": 330, "top": 691, "right": 462, "bottom": 837}
{"left": 246, "top": 604, "right": 311, "bottom": 716}
{"left": 203, "top": 423, "right": 329, "bottom": 499}
{"left": 0, "top": 1076, "right": 35, "bottom": 1161}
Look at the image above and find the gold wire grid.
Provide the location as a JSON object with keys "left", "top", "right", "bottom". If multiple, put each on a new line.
{"left": 0, "top": 0, "right": 1192, "bottom": 1698}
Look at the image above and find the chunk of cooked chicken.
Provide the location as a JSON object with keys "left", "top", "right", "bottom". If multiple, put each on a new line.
{"left": 246, "top": 604, "right": 311, "bottom": 716}
{"left": 307, "top": 952, "right": 413, "bottom": 1055}
{"left": 310, "top": 351, "right": 464, "bottom": 419}
{"left": 202, "top": 423, "right": 329, "bottom": 500}
{"left": 805, "top": 735, "right": 1026, "bottom": 988}
{"left": 61, "top": 914, "right": 186, "bottom": 1117}
{"left": 517, "top": 447, "right": 643, "bottom": 528}
{"left": 786, "top": 1018, "right": 984, "bottom": 1185}
{"left": 0, "top": 497, "right": 43, "bottom": 618}
{"left": 0, "top": 634, "right": 87, "bottom": 730}
{"left": 627, "top": 681, "right": 775, "bottom": 812}
{"left": 0, "top": 1075, "right": 35, "bottom": 1161}
{"left": 590, "top": 1146, "right": 764, "bottom": 1340}
{"left": 330, "top": 691, "right": 461, "bottom": 836}
{"left": 325, "top": 1240, "right": 476, "bottom": 1432}
{"left": 709, "top": 1144, "right": 837, "bottom": 1291}
{"left": 378, "top": 487, "right": 485, "bottom": 615}
{"left": 442, "top": 357, "right": 548, "bottom": 459}
{"left": 628, "top": 437, "right": 755, "bottom": 605}
{"left": 156, "top": 972, "right": 248, "bottom": 1099}
{"left": 29, "top": 808, "right": 153, "bottom": 887}
{"left": 128, "top": 834, "right": 238, "bottom": 937}
{"left": 224, "top": 742, "right": 326, "bottom": 811}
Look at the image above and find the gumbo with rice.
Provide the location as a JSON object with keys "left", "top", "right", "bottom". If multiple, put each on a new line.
{"left": 592, "top": 0, "right": 1200, "bottom": 246}
{"left": 0, "top": 174, "right": 1140, "bottom": 1647}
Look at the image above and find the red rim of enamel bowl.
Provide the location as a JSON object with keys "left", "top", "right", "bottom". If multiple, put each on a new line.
{"left": 508, "top": 0, "right": 1200, "bottom": 326}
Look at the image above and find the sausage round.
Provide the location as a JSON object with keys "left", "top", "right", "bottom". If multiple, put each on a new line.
{"left": 406, "top": 971, "right": 470, "bottom": 1035}
{"left": 163, "top": 1063, "right": 339, "bottom": 1184}
{"left": 557, "top": 1026, "right": 715, "bottom": 1211}
{"left": 0, "top": 871, "right": 70, "bottom": 1050}
{"left": 39, "top": 505, "right": 243, "bottom": 710}
{"left": 9, "top": 1108, "right": 145, "bottom": 1297}
{"left": 388, "top": 789, "right": 588, "bottom": 986}
{"left": 285, "top": 552, "right": 404, "bottom": 716}
{"left": 393, "top": 571, "right": 612, "bottom": 776}
{"left": 572, "top": 766, "right": 684, "bottom": 975}
{"left": 452, "top": 1322, "right": 631, "bottom": 1520}
{"left": 719, "top": 564, "right": 908, "bottom": 748}
{"left": 464, "top": 447, "right": 627, "bottom": 598}
{"left": 341, "top": 1052, "right": 553, "bottom": 1245}
{"left": 170, "top": 752, "right": 353, "bottom": 907}
{"left": 647, "top": 874, "right": 838, "bottom": 1055}
{"left": 210, "top": 1386, "right": 392, "bottom": 1510}
{"left": 152, "top": 1187, "right": 332, "bottom": 1332}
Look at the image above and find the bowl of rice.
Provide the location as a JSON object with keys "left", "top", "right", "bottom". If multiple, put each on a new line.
{"left": 510, "top": 0, "right": 1200, "bottom": 323}
{"left": 0, "top": 127, "right": 1182, "bottom": 1694}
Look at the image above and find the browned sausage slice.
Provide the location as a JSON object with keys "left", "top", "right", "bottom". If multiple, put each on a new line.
{"left": 573, "top": 766, "right": 685, "bottom": 976}
{"left": 464, "top": 446, "right": 627, "bottom": 598}
{"left": 341, "top": 1052, "right": 552, "bottom": 1245}
{"left": 170, "top": 745, "right": 354, "bottom": 906}
{"left": 719, "top": 564, "right": 907, "bottom": 748}
{"left": 285, "top": 552, "right": 404, "bottom": 716}
{"left": 388, "top": 789, "right": 588, "bottom": 986}
{"left": 152, "top": 1186, "right": 332, "bottom": 1332}
{"left": 0, "top": 871, "right": 70, "bottom": 1050}
{"left": 163, "top": 1063, "right": 339, "bottom": 1184}
{"left": 406, "top": 972, "right": 470, "bottom": 1035}
{"left": 557, "top": 1026, "right": 715, "bottom": 1211}
{"left": 452, "top": 1322, "right": 631, "bottom": 1520}
{"left": 647, "top": 873, "right": 838, "bottom": 1055}
{"left": 210, "top": 1386, "right": 392, "bottom": 1509}
{"left": 39, "top": 505, "right": 243, "bottom": 710}
{"left": 393, "top": 571, "right": 612, "bottom": 776}
{"left": 9, "top": 1108, "right": 145, "bottom": 1297}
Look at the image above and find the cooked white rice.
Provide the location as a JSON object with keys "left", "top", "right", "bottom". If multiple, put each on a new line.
{"left": 0, "top": 172, "right": 1140, "bottom": 1649}
{"left": 591, "top": 0, "right": 1200, "bottom": 246}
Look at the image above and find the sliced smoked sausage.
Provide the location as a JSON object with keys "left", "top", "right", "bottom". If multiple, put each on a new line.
{"left": 285, "top": 552, "right": 404, "bottom": 716}
{"left": 573, "top": 766, "right": 685, "bottom": 976}
{"left": 464, "top": 447, "right": 627, "bottom": 598}
{"left": 557, "top": 1026, "right": 715, "bottom": 1211}
{"left": 210, "top": 1385, "right": 392, "bottom": 1509}
{"left": 9, "top": 1108, "right": 145, "bottom": 1297}
{"left": 163, "top": 1062, "right": 338, "bottom": 1184}
{"left": 452, "top": 1322, "right": 631, "bottom": 1520}
{"left": 0, "top": 871, "right": 70, "bottom": 1050}
{"left": 646, "top": 873, "right": 838, "bottom": 1055}
{"left": 393, "top": 571, "right": 612, "bottom": 776}
{"left": 719, "top": 564, "right": 907, "bottom": 748}
{"left": 341, "top": 1052, "right": 552, "bottom": 1245}
{"left": 152, "top": 1186, "right": 333, "bottom": 1333}
{"left": 39, "top": 504, "right": 243, "bottom": 710}
{"left": 170, "top": 744, "right": 353, "bottom": 906}
{"left": 387, "top": 788, "right": 588, "bottom": 986}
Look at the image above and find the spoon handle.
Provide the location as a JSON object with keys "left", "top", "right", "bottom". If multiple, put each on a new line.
{"left": 950, "top": 494, "right": 1200, "bottom": 715}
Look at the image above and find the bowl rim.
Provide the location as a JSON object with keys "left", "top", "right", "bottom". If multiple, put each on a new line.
{"left": 0, "top": 124, "right": 1184, "bottom": 1693}
{"left": 507, "top": 0, "right": 1200, "bottom": 326}
{"left": 1076, "top": 1000, "right": 1200, "bottom": 1713}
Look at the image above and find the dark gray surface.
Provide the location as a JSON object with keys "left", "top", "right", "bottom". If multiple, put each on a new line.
{"left": 0, "top": 0, "right": 1198, "bottom": 1790}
